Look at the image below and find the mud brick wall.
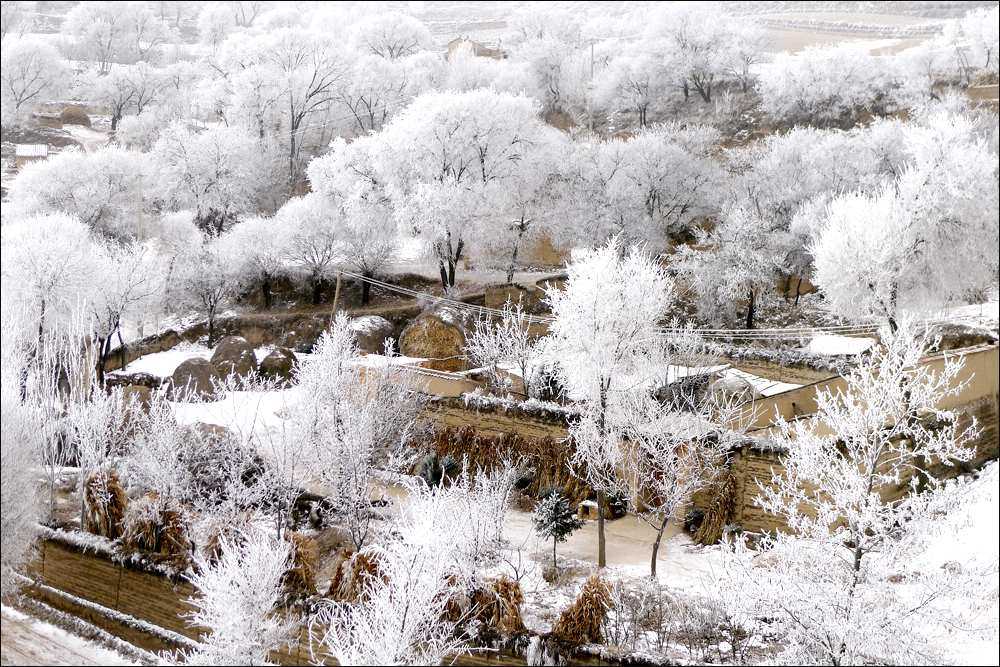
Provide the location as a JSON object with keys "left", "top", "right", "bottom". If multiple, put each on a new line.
{"left": 424, "top": 399, "right": 571, "bottom": 441}
{"left": 24, "top": 536, "right": 636, "bottom": 666}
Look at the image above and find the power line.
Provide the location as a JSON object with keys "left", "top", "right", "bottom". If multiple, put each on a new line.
{"left": 337, "top": 269, "right": 997, "bottom": 342}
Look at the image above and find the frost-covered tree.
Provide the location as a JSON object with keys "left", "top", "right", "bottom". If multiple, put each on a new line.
{"left": 169, "top": 239, "right": 239, "bottom": 346}
{"left": 757, "top": 46, "right": 920, "bottom": 125}
{"left": 182, "top": 526, "right": 293, "bottom": 666}
{"left": 197, "top": 3, "right": 235, "bottom": 53}
{"left": 811, "top": 109, "right": 999, "bottom": 326}
{"left": 678, "top": 206, "right": 786, "bottom": 329}
{"left": 722, "top": 324, "right": 989, "bottom": 665}
{"left": 1, "top": 0, "right": 31, "bottom": 42}
{"left": 0, "top": 213, "right": 95, "bottom": 344}
{"left": 0, "top": 36, "right": 66, "bottom": 126}
{"left": 89, "top": 240, "right": 161, "bottom": 386}
{"left": 307, "top": 137, "right": 399, "bottom": 304}
{"left": 313, "top": 476, "right": 490, "bottom": 664}
{"left": 533, "top": 489, "right": 583, "bottom": 570}
{"left": 619, "top": 390, "right": 741, "bottom": 576}
{"left": 644, "top": 4, "right": 730, "bottom": 104}
{"left": 725, "top": 21, "right": 767, "bottom": 93}
{"left": 558, "top": 124, "right": 721, "bottom": 248}
{"left": 0, "top": 313, "right": 44, "bottom": 596}
{"left": 506, "top": 5, "right": 587, "bottom": 115}
{"left": 87, "top": 61, "right": 161, "bottom": 131}
{"left": 546, "top": 238, "right": 675, "bottom": 567}
{"left": 464, "top": 301, "right": 544, "bottom": 399}
{"left": 62, "top": 1, "right": 168, "bottom": 72}
{"left": 275, "top": 193, "right": 342, "bottom": 305}
{"left": 942, "top": 6, "right": 1000, "bottom": 84}
{"left": 219, "top": 216, "right": 285, "bottom": 309}
{"left": 222, "top": 28, "right": 350, "bottom": 190}
{"left": 291, "top": 315, "right": 421, "bottom": 549}
{"left": 444, "top": 45, "right": 536, "bottom": 97}
{"left": 152, "top": 123, "right": 271, "bottom": 236}
{"left": 348, "top": 12, "right": 433, "bottom": 60}
{"left": 375, "top": 89, "right": 554, "bottom": 289}
{"left": 9, "top": 146, "right": 149, "bottom": 240}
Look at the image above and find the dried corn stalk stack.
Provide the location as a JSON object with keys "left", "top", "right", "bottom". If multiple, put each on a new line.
{"left": 121, "top": 492, "right": 192, "bottom": 569}
{"left": 428, "top": 426, "right": 590, "bottom": 504}
{"left": 471, "top": 576, "right": 526, "bottom": 636}
{"left": 551, "top": 575, "right": 612, "bottom": 645}
{"left": 327, "top": 549, "right": 385, "bottom": 603}
{"left": 83, "top": 469, "right": 128, "bottom": 539}
{"left": 283, "top": 531, "right": 319, "bottom": 597}
{"left": 693, "top": 468, "right": 737, "bottom": 546}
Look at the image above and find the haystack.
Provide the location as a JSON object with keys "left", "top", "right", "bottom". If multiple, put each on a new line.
{"left": 122, "top": 493, "right": 192, "bottom": 568}
{"left": 399, "top": 307, "right": 468, "bottom": 372}
{"left": 60, "top": 105, "right": 91, "bottom": 127}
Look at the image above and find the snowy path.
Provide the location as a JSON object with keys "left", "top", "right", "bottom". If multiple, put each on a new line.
{"left": 61, "top": 125, "right": 108, "bottom": 153}
{"left": 0, "top": 606, "right": 135, "bottom": 666}
{"left": 503, "top": 509, "right": 724, "bottom": 588}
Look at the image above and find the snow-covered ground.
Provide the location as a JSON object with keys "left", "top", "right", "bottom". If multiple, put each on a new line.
{"left": 60, "top": 124, "right": 108, "bottom": 153}
{"left": 802, "top": 334, "right": 876, "bottom": 356}
{"left": 0, "top": 606, "right": 135, "bottom": 666}
{"left": 914, "top": 462, "right": 1000, "bottom": 665}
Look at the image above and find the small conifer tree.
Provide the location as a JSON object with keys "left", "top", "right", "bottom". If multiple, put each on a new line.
{"left": 532, "top": 489, "right": 584, "bottom": 570}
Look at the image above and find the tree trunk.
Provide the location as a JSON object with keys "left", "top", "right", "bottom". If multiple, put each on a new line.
{"left": 745, "top": 287, "right": 756, "bottom": 330}
{"left": 207, "top": 316, "right": 216, "bottom": 348}
{"left": 311, "top": 278, "right": 323, "bottom": 306}
{"left": 262, "top": 277, "right": 272, "bottom": 310}
{"left": 794, "top": 276, "right": 803, "bottom": 307}
{"left": 506, "top": 219, "right": 526, "bottom": 284}
{"left": 117, "top": 329, "right": 127, "bottom": 372}
{"left": 597, "top": 490, "right": 607, "bottom": 568}
{"left": 438, "top": 259, "right": 450, "bottom": 291}
{"left": 649, "top": 515, "right": 670, "bottom": 577}
{"left": 361, "top": 274, "right": 372, "bottom": 305}
{"left": 682, "top": 80, "right": 690, "bottom": 101}
{"left": 552, "top": 537, "right": 558, "bottom": 571}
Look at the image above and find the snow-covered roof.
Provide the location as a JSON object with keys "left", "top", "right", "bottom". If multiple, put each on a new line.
{"left": 15, "top": 144, "right": 48, "bottom": 158}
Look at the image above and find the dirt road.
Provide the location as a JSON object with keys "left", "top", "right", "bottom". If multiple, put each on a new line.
{"left": 0, "top": 606, "right": 134, "bottom": 666}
